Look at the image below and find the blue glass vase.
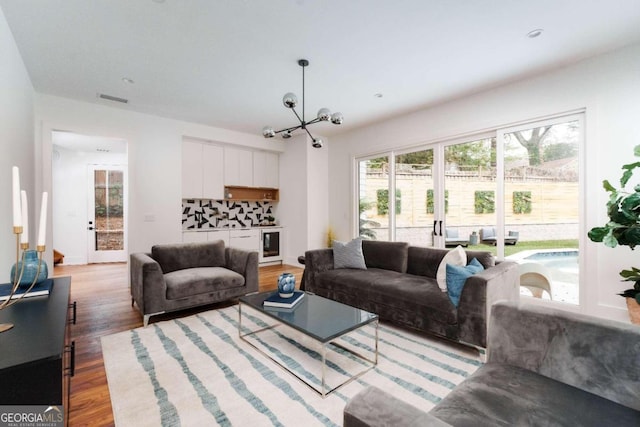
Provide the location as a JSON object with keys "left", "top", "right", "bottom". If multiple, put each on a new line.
{"left": 277, "top": 272, "right": 296, "bottom": 298}
{"left": 10, "top": 250, "right": 48, "bottom": 288}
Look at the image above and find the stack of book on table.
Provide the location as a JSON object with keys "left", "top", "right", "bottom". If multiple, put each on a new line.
{"left": 263, "top": 290, "right": 305, "bottom": 309}
{"left": 0, "top": 279, "right": 53, "bottom": 302}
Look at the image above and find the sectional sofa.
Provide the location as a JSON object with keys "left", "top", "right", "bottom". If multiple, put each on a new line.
{"left": 344, "top": 301, "right": 640, "bottom": 426}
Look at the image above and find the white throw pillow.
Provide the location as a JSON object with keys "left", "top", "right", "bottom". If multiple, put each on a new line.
{"left": 436, "top": 245, "right": 467, "bottom": 292}
{"left": 332, "top": 238, "right": 367, "bottom": 270}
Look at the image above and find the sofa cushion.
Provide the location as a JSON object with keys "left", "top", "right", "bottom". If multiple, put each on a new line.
{"left": 446, "top": 258, "right": 484, "bottom": 307}
{"left": 315, "top": 269, "right": 457, "bottom": 325}
{"left": 164, "top": 267, "right": 244, "bottom": 300}
{"left": 362, "top": 240, "right": 409, "bottom": 273}
{"left": 333, "top": 238, "right": 367, "bottom": 269}
{"left": 152, "top": 241, "right": 226, "bottom": 274}
{"left": 436, "top": 246, "right": 466, "bottom": 292}
{"left": 430, "top": 363, "right": 640, "bottom": 427}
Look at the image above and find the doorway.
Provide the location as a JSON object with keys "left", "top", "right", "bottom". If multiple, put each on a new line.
{"left": 52, "top": 131, "right": 128, "bottom": 264}
{"left": 87, "top": 165, "right": 127, "bottom": 263}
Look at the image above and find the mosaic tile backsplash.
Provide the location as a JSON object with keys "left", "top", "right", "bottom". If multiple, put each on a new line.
{"left": 182, "top": 199, "right": 275, "bottom": 229}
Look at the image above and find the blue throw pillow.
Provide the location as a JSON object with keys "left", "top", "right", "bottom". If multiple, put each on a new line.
{"left": 446, "top": 257, "right": 485, "bottom": 307}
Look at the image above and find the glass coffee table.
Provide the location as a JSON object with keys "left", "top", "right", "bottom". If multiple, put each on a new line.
{"left": 238, "top": 291, "right": 378, "bottom": 397}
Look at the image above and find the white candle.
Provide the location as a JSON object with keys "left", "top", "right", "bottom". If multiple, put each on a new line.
{"left": 20, "top": 190, "right": 28, "bottom": 245}
{"left": 37, "top": 192, "right": 48, "bottom": 247}
{"left": 12, "top": 166, "right": 21, "bottom": 228}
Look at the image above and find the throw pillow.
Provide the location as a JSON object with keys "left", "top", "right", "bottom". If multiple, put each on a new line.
{"left": 446, "top": 258, "right": 485, "bottom": 307}
{"left": 332, "top": 238, "right": 367, "bottom": 270}
{"left": 436, "top": 245, "right": 466, "bottom": 292}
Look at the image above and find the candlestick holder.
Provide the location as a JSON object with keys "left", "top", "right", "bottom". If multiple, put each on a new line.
{"left": 0, "top": 228, "right": 46, "bottom": 333}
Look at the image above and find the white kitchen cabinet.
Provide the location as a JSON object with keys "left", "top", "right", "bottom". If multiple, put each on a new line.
{"left": 182, "top": 229, "right": 230, "bottom": 246}
{"left": 182, "top": 141, "right": 224, "bottom": 199}
{"left": 224, "top": 147, "right": 253, "bottom": 187}
{"left": 182, "top": 231, "right": 208, "bottom": 243}
{"left": 229, "top": 228, "right": 260, "bottom": 252}
{"left": 253, "top": 151, "right": 279, "bottom": 188}
{"left": 202, "top": 144, "right": 224, "bottom": 199}
{"left": 182, "top": 141, "right": 203, "bottom": 199}
{"left": 207, "top": 229, "right": 230, "bottom": 246}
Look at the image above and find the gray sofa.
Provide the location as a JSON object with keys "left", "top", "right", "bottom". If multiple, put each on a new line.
{"left": 304, "top": 241, "right": 519, "bottom": 350}
{"left": 130, "top": 240, "right": 258, "bottom": 326}
{"left": 344, "top": 301, "right": 640, "bottom": 426}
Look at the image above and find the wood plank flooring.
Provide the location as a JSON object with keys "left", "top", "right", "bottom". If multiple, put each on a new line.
{"left": 53, "top": 262, "right": 303, "bottom": 426}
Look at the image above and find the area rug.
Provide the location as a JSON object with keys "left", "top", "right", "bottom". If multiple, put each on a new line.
{"left": 101, "top": 305, "right": 481, "bottom": 426}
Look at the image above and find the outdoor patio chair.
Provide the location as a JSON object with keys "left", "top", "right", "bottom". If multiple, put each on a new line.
{"left": 445, "top": 228, "right": 470, "bottom": 247}
{"left": 519, "top": 262, "right": 552, "bottom": 299}
{"left": 479, "top": 227, "right": 519, "bottom": 245}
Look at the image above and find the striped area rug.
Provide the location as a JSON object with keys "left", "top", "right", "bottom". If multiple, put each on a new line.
{"left": 101, "top": 305, "right": 480, "bottom": 426}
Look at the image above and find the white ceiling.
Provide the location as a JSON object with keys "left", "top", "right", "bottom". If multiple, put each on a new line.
{"left": 2, "top": 0, "right": 640, "bottom": 138}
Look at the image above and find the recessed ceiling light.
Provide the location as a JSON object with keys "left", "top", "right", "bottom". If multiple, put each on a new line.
{"left": 122, "top": 77, "right": 135, "bottom": 84}
{"left": 374, "top": 93, "right": 383, "bottom": 98}
{"left": 527, "top": 29, "right": 544, "bottom": 39}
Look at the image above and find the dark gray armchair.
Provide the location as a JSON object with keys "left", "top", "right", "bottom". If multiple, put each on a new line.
{"left": 130, "top": 240, "right": 258, "bottom": 326}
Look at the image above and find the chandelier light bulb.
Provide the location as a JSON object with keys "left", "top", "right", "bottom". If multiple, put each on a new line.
{"left": 282, "top": 131, "right": 292, "bottom": 139}
{"left": 312, "top": 138, "right": 323, "bottom": 148}
{"left": 330, "top": 112, "right": 344, "bottom": 125}
{"left": 317, "top": 108, "right": 331, "bottom": 121}
{"left": 282, "top": 92, "right": 298, "bottom": 109}
{"left": 262, "top": 126, "right": 275, "bottom": 138}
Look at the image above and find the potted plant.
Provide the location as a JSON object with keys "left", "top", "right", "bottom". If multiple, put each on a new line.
{"left": 588, "top": 144, "right": 640, "bottom": 324}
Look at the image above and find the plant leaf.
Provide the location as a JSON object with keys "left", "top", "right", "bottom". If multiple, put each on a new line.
{"left": 603, "top": 231, "right": 619, "bottom": 248}
{"left": 634, "top": 145, "right": 640, "bottom": 157}
{"left": 602, "top": 179, "right": 616, "bottom": 192}
{"left": 621, "top": 169, "right": 634, "bottom": 187}
{"left": 587, "top": 227, "right": 608, "bottom": 242}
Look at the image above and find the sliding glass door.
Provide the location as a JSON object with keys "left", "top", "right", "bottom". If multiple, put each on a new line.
{"left": 355, "top": 113, "right": 583, "bottom": 306}
{"left": 498, "top": 115, "right": 582, "bottom": 305}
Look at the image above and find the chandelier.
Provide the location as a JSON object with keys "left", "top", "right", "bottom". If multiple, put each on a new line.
{"left": 262, "top": 59, "right": 343, "bottom": 148}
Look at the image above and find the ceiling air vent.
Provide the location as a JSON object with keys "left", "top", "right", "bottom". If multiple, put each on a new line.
{"left": 98, "top": 93, "right": 129, "bottom": 104}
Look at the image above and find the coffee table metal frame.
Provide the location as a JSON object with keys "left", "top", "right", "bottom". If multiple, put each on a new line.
{"left": 238, "top": 292, "right": 379, "bottom": 398}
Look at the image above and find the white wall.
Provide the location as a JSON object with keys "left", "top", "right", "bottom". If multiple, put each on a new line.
{"left": 329, "top": 43, "right": 640, "bottom": 322}
{"left": 35, "top": 94, "right": 287, "bottom": 259}
{"left": 278, "top": 133, "right": 330, "bottom": 265}
{"left": 52, "top": 145, "right": 127, "bottom": 264}
{"left": 0, "top": 9, "right": 34, "bottom": 282}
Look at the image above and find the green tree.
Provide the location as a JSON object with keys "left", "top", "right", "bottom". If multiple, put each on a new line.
{"left": 543, "top": 143, "right": 577, "bottom": 162}
{"left": 512, "top": 126, "right": 552, "bottom": 166}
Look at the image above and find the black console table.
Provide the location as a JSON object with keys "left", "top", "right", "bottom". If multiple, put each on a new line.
{"left": 0, "top": 276, "right": 75, "bottom": 424}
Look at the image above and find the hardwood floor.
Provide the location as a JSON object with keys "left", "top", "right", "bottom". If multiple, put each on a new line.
{"left": 53, "top": 262, "right": 303, "bottom": 426}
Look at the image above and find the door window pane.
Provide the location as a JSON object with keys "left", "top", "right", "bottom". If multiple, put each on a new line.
{"left": 503, "top": 121, "right": 580, "bottom": 304}
{"left": 444, "top": 138, "right": 496, "bottom": 250}
{"left": 94, "top": 169, "right": 124, "bottom": 251}
{"left": 358, "top": 157, "right": 389, "bottom": 240}
{"left": 394, "top": 149, "right": 434, "bottom": 246}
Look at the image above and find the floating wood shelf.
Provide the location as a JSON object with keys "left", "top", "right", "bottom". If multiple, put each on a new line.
{"left": 224, "top": 186, "right": 279, "bottom": 201}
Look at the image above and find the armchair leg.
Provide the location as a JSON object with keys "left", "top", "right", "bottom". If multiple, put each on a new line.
{"left": 143, "top": 314, "right": 152, "bottom": 327}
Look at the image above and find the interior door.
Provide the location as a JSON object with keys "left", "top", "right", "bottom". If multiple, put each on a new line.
{"left": 87, "top": 165, "right": 127, "bottom": 263}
